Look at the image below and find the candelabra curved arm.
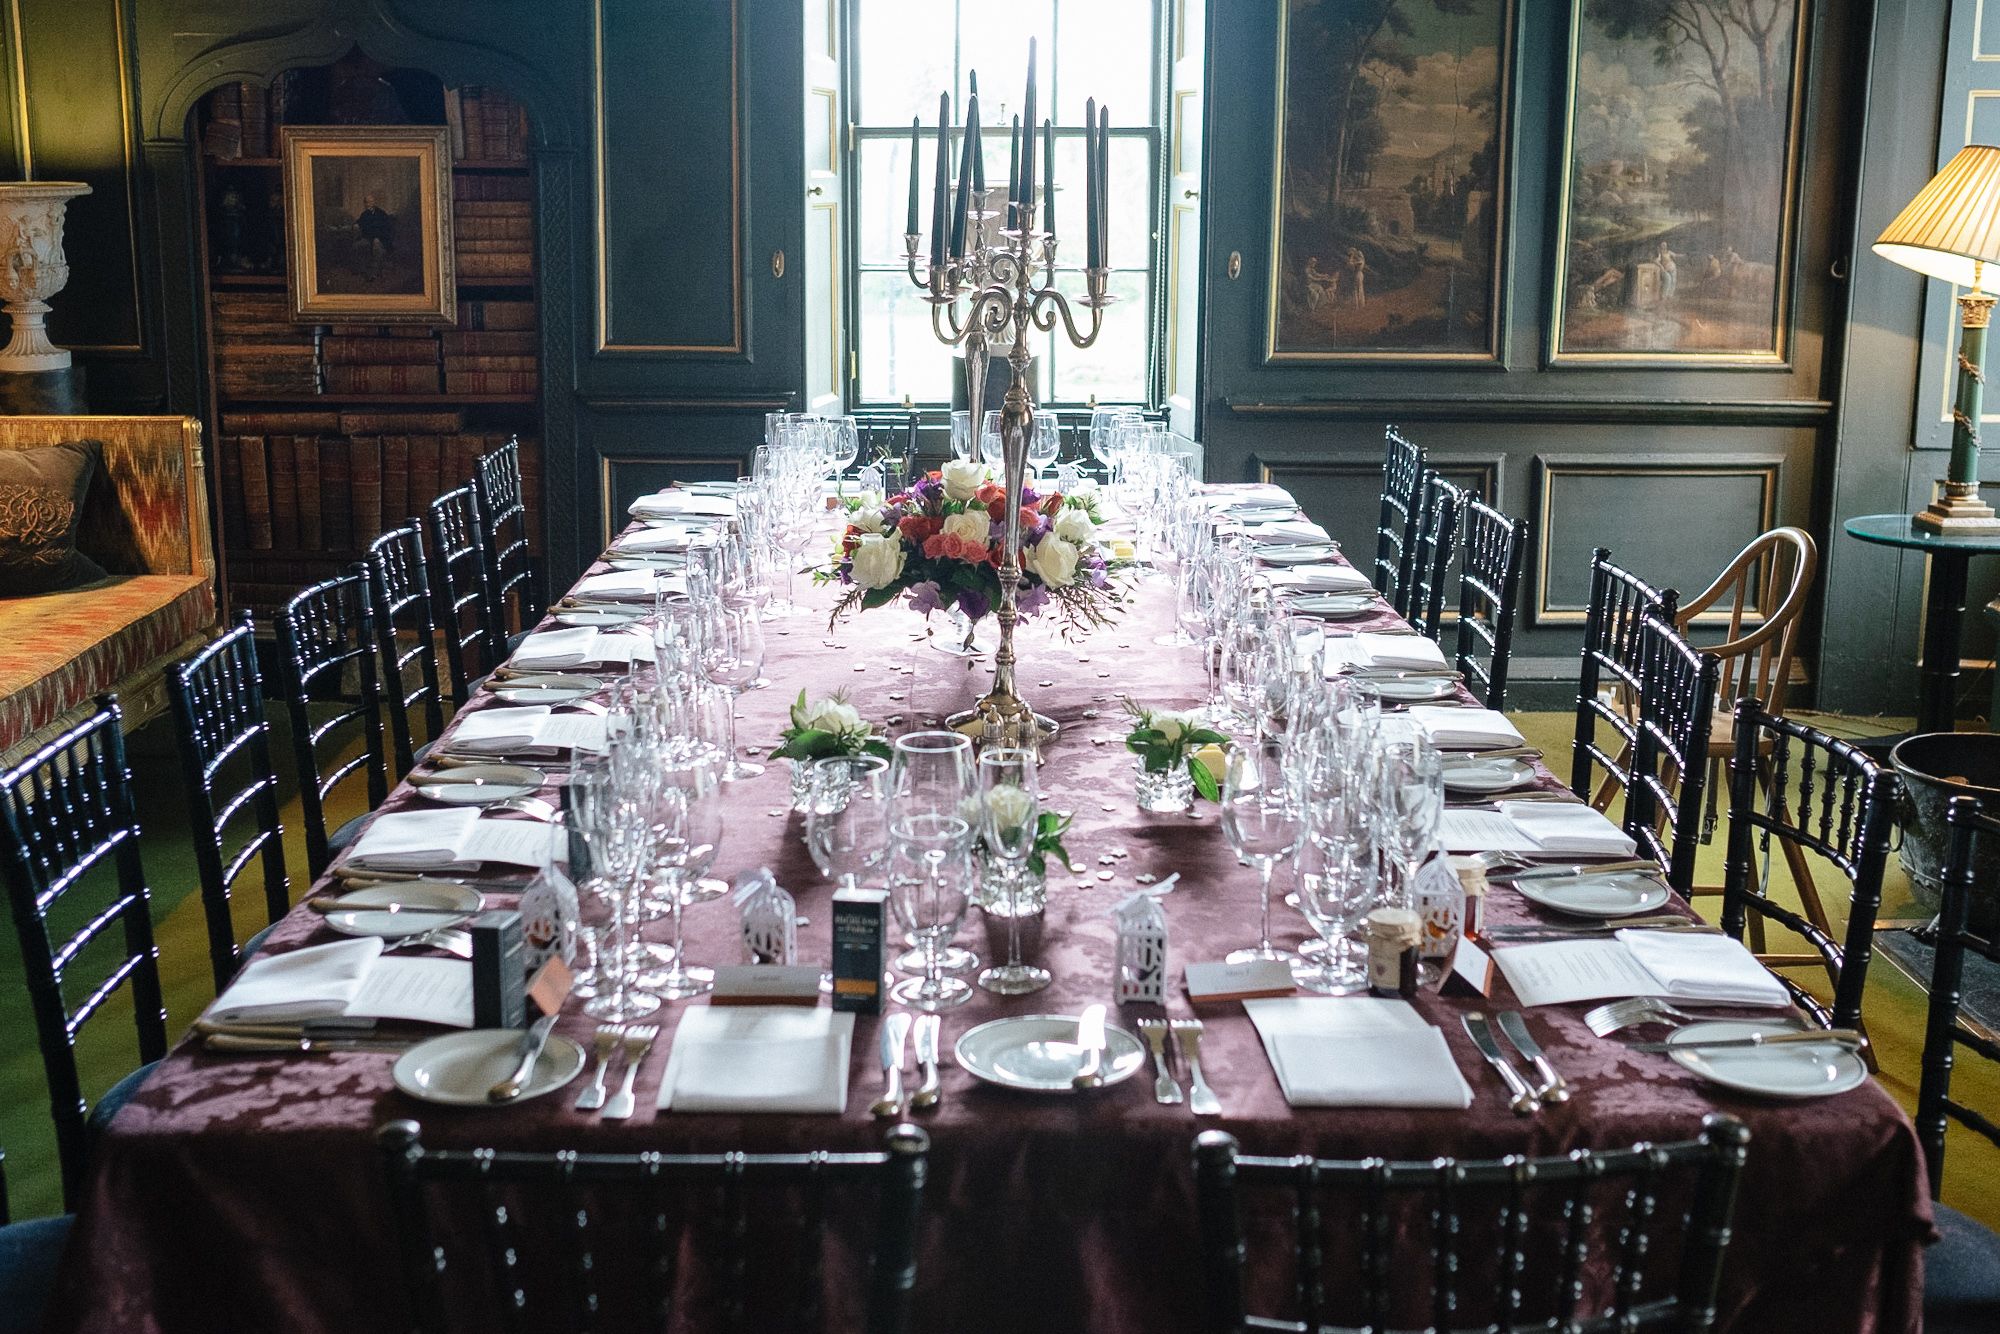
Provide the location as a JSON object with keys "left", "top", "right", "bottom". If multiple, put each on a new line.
{"left": 931, "top": 297, "right": 965, "bottom": 344}
{"left": 1029, "top": 285, "right": 1107, "bottom": 350}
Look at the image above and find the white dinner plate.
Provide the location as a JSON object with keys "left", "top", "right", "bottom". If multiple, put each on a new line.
{"left": 1375, "top": 676, "right": 1458, "bottom": 703}
{"left": 1254, "top": 544, "right": 1343, "bottom": 566}
{"left": 491, "top": 674, "right": 603, "bottom": 705}
{"left": 323, "top": 881, "right": 484, "bottom": 939}
{"left": 552, "top": 608, "right": 644, "bottom": 628}
{"left": 1440, "top": 756, "right": 1537, "bottom": 796}
{"left": 1514, "top": 871, "right": 1671, "bottom": 918}
{"left": 954, "top": 1015, "right": 1147, "bottom": 1093}
{"left": 1287, "top": 592, "right": 1378, "bottom": 620}
{"left": 394, "top": 1030, "right": 587, "bottom": 1107}
{"left": 1664, "top": 1019, "right": 1869, "bottom": 1100}
{"left": 416, "top": 762, "right": 546, "bottom": 807}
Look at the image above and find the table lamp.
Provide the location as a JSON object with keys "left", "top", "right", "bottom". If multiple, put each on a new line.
{"left": 1876, "top": 144, "right": 2000, "bottom": 532}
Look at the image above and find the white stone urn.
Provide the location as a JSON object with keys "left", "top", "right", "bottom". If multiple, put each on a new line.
{"left": 0, "top": 182, "right": 91, "bottom": 372}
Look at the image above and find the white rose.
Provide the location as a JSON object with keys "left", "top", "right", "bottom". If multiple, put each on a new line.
{"left": 1153, "top": 712, "right": 1186, "bottom": 744}
{"left": 941, "top": 458, "right": 988, "bottom": 502}
{"left": 849, "top": 508, "right": 884, "bottom": 535}
{"left": 804, "top": 698, "right": 863, "bottom": 734}
{"left": 1051, "top": 506, "right": 1095, "bottom": 545}
{"left": 1024, "top": 535, "right": 1080, "bottom": 589}
{"left": 941, "top": 509, "right": 992, "bottom": 546}
{"left": 849, "top": 533, "right": 907, "bottom": 589}
{"left": 984, "top": 782, "right": 1036, "bottom": 832}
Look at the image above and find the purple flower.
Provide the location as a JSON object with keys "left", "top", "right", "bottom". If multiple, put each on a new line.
{"left": 906, "top": 579, "right": 943, "bottom": 615}
{"left": 958, "top": 587, "right": 991, "bottom": 622}
{"left": 1017, "top": 583, "right": 1050, "bottom": 617}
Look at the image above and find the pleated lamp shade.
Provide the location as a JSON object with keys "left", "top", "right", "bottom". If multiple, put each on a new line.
{"left": 1876, "top": 145, "right": 2000, "bottom": 292}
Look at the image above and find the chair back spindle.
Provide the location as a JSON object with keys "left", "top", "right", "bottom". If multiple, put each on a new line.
{"left": 1454, "top": 498, "right": 1530, "bottom": 710}
{"left": 367, "top": 524, "right": 449, "bottom": 775}
{"left": 427, "top": 485, "right": 500, "bottom": 704}
{"left": 1626, "top": 616, "right": 1722, "bottom": 891}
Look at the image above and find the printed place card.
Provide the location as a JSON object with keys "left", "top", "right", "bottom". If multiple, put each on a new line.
{"left": 1184, "top": 958, "right": 1297, "bottom": 1004}
{"left": 711, "top": 965, "right": 825, "bottom": 1006}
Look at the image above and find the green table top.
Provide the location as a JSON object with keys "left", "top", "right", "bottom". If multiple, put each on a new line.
{"left": 1844, "top": 512, "right": 2000, "bottom": 555}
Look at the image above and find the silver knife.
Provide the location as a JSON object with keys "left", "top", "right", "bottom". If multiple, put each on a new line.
{"left": 1630, "top": 1029, "right": 1867, "bottom": 1054}
{"left": 488, "top": 1014, "right": 560, "bottom": 1103}
{"left": 910, "top": 1014, "right": 942, "bottom": 1110}
{"left": 870, "top": 1012, "right": 912, "bottom": 1118}
{"left": 1071, "top": 1004, "right": 1108, "bottom": 1089}
{"left": 1462, "top": 1012, "right": 1541, "bottom": 1115}
{"left": 1495, "top": 1010, "right": 1570, "bottom": 1104}
{"left": 1488, "top": 859, "right": 1660, "bottom": 883}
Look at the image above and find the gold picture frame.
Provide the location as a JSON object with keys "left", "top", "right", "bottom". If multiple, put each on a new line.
{"left": 1547, "top": 0, "right": 1810, "bottom": 366}
{"left": 281, "top": 126, "right": 456, "bottom": 325}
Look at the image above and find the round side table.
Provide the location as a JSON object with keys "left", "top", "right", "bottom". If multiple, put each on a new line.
{"left": 1844, "top": 513, "right": 2000, "bottom": 734}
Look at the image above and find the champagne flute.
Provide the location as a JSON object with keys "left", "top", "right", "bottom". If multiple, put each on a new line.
{"left": 1377, "top": 740, "right": 1444, "bottom": 911}
{"left": 699, "top": 602, "right": 765, "bottom": 780}
{"left": 975, "top": 748, "right": 1051, "bottom": 995}
{"left": 1222, "top": 736, "right": 1303, "bottom": 965}
{"left": 887, "top": 812, "right": 976, "bottom": 1011}
{"left": 886, "top": 731, "right": 980, "bottom": 977}
{"left": 642, "top": 756, "right": 724, "bottom": 999}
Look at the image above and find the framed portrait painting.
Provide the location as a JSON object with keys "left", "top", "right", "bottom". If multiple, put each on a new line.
{"left": 1551, "top": 0, "right": 1810, "bottom": 364}
{"left": 281, "top": 126, "right": 456, "bottom": 325}
{"left": 1266, "top": 0, "right": 1515, "bottom": 362}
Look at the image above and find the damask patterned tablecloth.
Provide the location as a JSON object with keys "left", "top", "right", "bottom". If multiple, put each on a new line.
{"left": 46, "top": 526, "right": 1932, "bottom": 1333}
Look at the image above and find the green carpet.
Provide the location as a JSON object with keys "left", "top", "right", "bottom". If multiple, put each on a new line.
{"left": 0, "top": 712, "right": 1993, "bottom": 1238}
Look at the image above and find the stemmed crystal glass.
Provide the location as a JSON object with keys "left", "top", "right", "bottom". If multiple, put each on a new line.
{"left": 1377, "top": 739, "right": 1444, "bottom": 910}
{"left": 1028, "top": 414, "right": 1061, "bottom": 486}
{"left": 886, "top": 731, "right": 980, "bottom": 977}
{"left": 699, "top": 601, "right": 765, "bottom": 781}
{"left": 1292, "top": 832, "right": 1378, "bottom": 993}
{"left": 575, "top": 757, "right": 662, "bottom": 1021}
{"left": 975, "top": 748, "right": 1051, "bottom": 995}
{"left": 1222, "top": 736, "right": 1304, "bottom": 965}
{"left": 887, "top": 812, "right": 976, "bottom": 1011}
{"left": 641, "top": 756, "right": 724, "bottom": 999}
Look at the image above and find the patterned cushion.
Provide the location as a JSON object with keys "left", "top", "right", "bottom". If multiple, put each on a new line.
{"left": 0, "top": 575, "right": 215, "bottom": 756}
{"left": 0, "top": 441, "right": 107, "bottom": 595}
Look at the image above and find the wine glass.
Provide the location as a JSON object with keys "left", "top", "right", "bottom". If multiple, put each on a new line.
{"left": 1377, "top": 740, "right": 1444, "bottom": 911}
{"left": 886, "top": 731, "right": 980, "bottom": 976}
{"left": 887, "top": 812, "right": 976, "bottom": 1011}
{"left": 980, "top": 409, "right": 1005, "bottom": 466}
{"left": 1221, "top": 736, "right": 1303, "bottom": 965}
{"left": 1292, "top": 832, "right": 1378, "bottom": 994}
{"left": 643, "top": 756, "right": 724, "bottom": 999}
{"left": 699, "top": 603, "right": 765, "bottom": 781}
{"left": 950, "top": 410, "right": 977, "bottom": 461}
{"left": 805, "top": 754, "right": 891, "bottom": 890}
{"left": 1028, "top": 413, "right": 1061, "bottom": 486}
{"left": 975, "top": 748, "right": 1051, "bottom": 995}
{"left": 830, "top": 415, "right": 860, "bottom": 493}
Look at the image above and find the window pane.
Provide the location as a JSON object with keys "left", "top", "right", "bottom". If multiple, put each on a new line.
{"left": 1053, "top": 0, "right": 1152, "bottom": 125}
{"left": 856, "top": 270, "right": 956, "bottom": 404}
{"left": 858, "top": 134, "right": 952, "bottom": 266}
{"left": 1045, "top": 269, "right": 1150, "bottom": 403}
{"left": 1049, "top": 135, "right": 1153, "bottom": 265}
{"left": 854, "top": 0, "right": 957, "bottom": 125}
{"left": 959, "top": 0, "right": 1053, "bottom": 123}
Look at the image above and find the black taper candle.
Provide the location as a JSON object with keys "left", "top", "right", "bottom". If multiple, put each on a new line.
{"left": 931, "top": 92, "right": 950, "bottom": 266}
{"left": 1019, "top": 40, "right": 1037, "bottom": 227}
{"left": 1097, "top": 105, "right": 1111, "bottom": 269}
{"left": 1007, "top": 115, "right": 1021, "bottom": 231}
{"left": 907, "top": 116, "right": 921, "bottom": 238}
{"left": 970, "top": 94, "right": 984, "bottom": 195}
{"left": 950, "top": 94, "right": 977, "bottom": 259}
{"left": 1042, "top": 118, "right": 1056, "bottom": 240}
{"left": 1084, "top": 97, "right": 1099, "bottom": 269}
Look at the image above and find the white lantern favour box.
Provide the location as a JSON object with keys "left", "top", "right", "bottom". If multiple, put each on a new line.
{"left": 735, "top": 868, "right": 798, "bottom": 966}
{"left": 1114, "top": 889, "right": 1169, "bottom": 1005}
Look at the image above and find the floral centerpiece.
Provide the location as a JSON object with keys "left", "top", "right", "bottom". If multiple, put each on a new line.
{"left": 770, "top": 691, "right": 891, "bottom": 808}
{"left": 1122, "top": 699, "right": 1229, "bottom": 812}
{"left": 821, "top": 458, "right": 1121, "bottom": 640}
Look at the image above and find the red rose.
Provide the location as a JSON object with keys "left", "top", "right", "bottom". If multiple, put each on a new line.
{"left": 1040, "top": 493, "right": 1064, "bottom": 515}
{"left": 976, "top": 481, "right": 1005, "bottom": 505}
{"left": 987, "top": 498, "right": 1008, "bottom": 521}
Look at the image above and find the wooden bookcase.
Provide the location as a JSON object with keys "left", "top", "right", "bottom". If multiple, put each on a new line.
{"left": 193, "top": 55, "right": 546, "bottom": 620}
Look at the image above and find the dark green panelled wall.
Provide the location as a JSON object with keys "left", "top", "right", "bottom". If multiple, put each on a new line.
{"left": 0, "top": 0, "right": 1973, "bottom": 714}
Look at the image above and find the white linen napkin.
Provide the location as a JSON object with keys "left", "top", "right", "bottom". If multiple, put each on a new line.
{"left": 630, "top": 491, "right": 736, "bottom": 519}
{"left": 614, "top": 526, "right": 700, "bottom": 554}
{"left": 1616, "top": 929, "right": 1790, "bottom": 1006}
{"left": 1407, "top": 706, "right": 1523, "bottom": 750}
{"left": 1244, "top": 997, "right": 1472, "bottom": 1109}
{"left": 1267, "top": 564, "right": 1375, "bottom": 594}
{"left": 1319, "top": 632, "right": 1449, "bottom": 675}
{"left": 347, "top": 809, "right": 564, "bottom": 872}
{"left": 1498, "top": 801, "right": 1638, "bottom": 856}
{"left": 207, "top": 937, "right": 384, "bottom": 1025}
{"left": 656, "top": 1006, "right": 856, "bottom": 1113}
{"left": 450, "top": 706, "right": 609, "bottom": 756}
{"left": 1245, "top": 519, "right": 1333, "bottom": 546}
{"left": 574, "top": 569, "right": 667, "bottom": 602}
{"left": 511, "top": 627, "right": 647, "bottom": 670}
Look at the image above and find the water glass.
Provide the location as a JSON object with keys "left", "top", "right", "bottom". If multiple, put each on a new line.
{"left": 1221, "top": 736, "right": 1304, "bottom": 965}
{"left": 975, "top": 748, "right": 1050, "bottom": 995}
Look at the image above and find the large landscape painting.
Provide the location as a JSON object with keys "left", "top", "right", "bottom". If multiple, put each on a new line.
{"left": 1269, "top": 0, "right": 1510, "bottom": 360}
{"left": 1555, "top": 0, "right": 1804, "bottom": 361}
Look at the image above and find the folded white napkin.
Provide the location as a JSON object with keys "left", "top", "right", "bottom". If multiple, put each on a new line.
{"left": 574, "top": 569, "right": 670, "bottom": 602}
{"left": 1408, "top": 706, "right": 1523, "bottom": 750}
{"left": 1499, "top": 801, "right": 1638, "bottom": 856}
{"left": 1267, "top": 564, "right": 1375, "bottom": 594}
{"left": 1616, "top": 929, "right": 1790, "bottom": 1006}
{"left": 614, "top": 526, "right": 700, "bottom": 554}
{"left": 511, "top": 627, "right": 647, "bottom": 671}
{"left": 630, "top": 491, "right": 736, "bottom": 519}
{"left": 207, "top": 937, "right": 382, "bottom": 1025}
{"left": 347, "top": 808, "right": 565, "bottom": 873}
{"left": 1201, "top": 482, "right": 1295, "bottom": 503}
{"left": 1245, "top": 519, "right": 1333, "bottom": 546}
{"left": 657, "top": 1006, "right": 856, "bottom": 1113}
{"left": 451, "top": 706, "right": 609, "bottom": 756}
{"left": 1321, "top": 632, "right": 1449, "bottom": 675}
{"left": 1244, "top": 997, "right": 1472, "bottom": 1109}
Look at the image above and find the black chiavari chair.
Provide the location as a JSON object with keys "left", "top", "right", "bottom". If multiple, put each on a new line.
{"left": 0, "top": 1144, "right": 70, "bottom": 1334}
{"left": 1915, "top": 796, "right": 2000, "bottom": 1334}
{"left": 366, "top": 525, "right": 448, "bottom": 776}
{"left": 276, "top": 568, "right": 389, "bottom": 878}
{"left": 1571, "top": 548, "right": 1680, "bottom": 809}
{"left": 1372, "top": 427, "right": 1425, "bottom": 615}
{"left": 0, "top": 698, "right": 167, "bottom": 1209}
{"left": 1626, "top": 615, "right": 1721, "bottom": 892}
{"left": 1718, "top": 699, "right": 1892, "bottom": 1035}
{"left": 427, "top": 484, "right": 499, "bottom": 706}
{"left": 1193, "top": 1117, "right": 1750, "bottom": 1334}
{"left": 378, "top": 1120, "right": 929, "bottom": 1334}
{"left": 1453, "top": 497, "right": 1529, "bottom": 710}
{"left": 1408, "top": 471, "right": 1469, "bottom": 641}
{"left": 167, "top": 612, "right": 291, "bottom": 992}
{"left": 474, "top": 436, "right": 545, "bottom": 642}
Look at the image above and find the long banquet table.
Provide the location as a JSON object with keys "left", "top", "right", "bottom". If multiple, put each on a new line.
{"left": 49, "top": 488, "right": 1933, "bottom": 1333}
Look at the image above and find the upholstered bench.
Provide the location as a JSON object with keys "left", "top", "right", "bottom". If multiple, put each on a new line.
{"left": 0, "top": 416, "right": 217, "bottom": 768}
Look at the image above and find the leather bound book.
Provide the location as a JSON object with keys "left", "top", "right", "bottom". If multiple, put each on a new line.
{"left": 295, "top": 435, "right": 323, "bottom": 551}
{"left": 320, "top": 336, "right": 442, "bottom": 365}
{"left": 319, "top": 436, "right": 350, "bottom": 552}
{"left": 408, "top": 434, "right": 441, "bottom": 517}
{"left": 239, "top": 436, "right": 273, "bottom": 551}
{"left": 267, "top": 436, "right": 299, "bottom": 545}
{"left": 381, "top": 435, "right": 411, "bottom": 532}
{"left": 350, "top": 435, "right": 383, "bottom": 547}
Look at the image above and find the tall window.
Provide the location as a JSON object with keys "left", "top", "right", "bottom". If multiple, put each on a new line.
{"left": 847, "top": 0, "right": 1162, "bottom": 408}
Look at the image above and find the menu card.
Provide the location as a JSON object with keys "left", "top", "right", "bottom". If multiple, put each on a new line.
{"left": 510, "top": 627, "right": 648, "bottom": 671}
{"left": 1405, "top": 707, "right": 1524, "bottom": 750}
{"left": 573, "top": 569, "right": 684, "bottom": 602}
{"left": 205, "top": 937, "right": 473, "bottom": 1028}
{"left": 1493, "top": 930, "right": 1789, "bottom": 1007}
{"left": 346, "top": 808, "right": 565, "bottom": 874}
{"left": 630, "top": 491, "right": 736, "bottom": 519}
{"left": 1266, "top": 564, "right": 1375, "bottom": 594}
{"left": 1438, "top": 804, "right": 1637, "bottom": 857}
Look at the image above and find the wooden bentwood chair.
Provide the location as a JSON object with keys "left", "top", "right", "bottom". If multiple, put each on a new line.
{"left": 1913, "top": 797, "right": 2000, "bottom": 1334}
{"left": 276, "top": 569, "right": 390, "bottom": 878}
{"left": 1407, "top": 472, "right": 1469, "bottom": 643}
{"left": 379, "top": 1120, "right": 929, "bottom": 1334}
{"left": 1572, "top": 548, "right": 1679, "bottom": 810}
{"left": 1193, "top": 1117, "right": 1751, "bottom": 1334}
{"left": 1452, "top": 498, "right": 1530, "bottom": 711}
{"left": 1372, "top": 427, "right": 1426, "bottom": 617}
{"left": 0, "top": 698, "right": 166, "bottom": 1209}
{"left": 167, "top": 611, "right": 292, "bottom": 992}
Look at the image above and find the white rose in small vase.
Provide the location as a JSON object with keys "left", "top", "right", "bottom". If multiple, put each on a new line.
{"left": 849, "top": 532, "right": 907, "bottom": 589}
{"left": 1025, "top": 535, "right": 1080, "bottom": 588}
{"left": 941, "top": 458, "right": 988, "bottom": 502}
{"left": 1152, "top": 712, "right": 1187, "bottom": 745}
{"left": 941, "top": 509, "right": 992, "bottom": 546}
{"left": 848, "top": 507, "right": 884, "bottom": 534}
{"left": 802, "top": 697, "right": 863, "bottom": 734}
{"left": 1051, "top": 506, "right": 1095, "bottom": 545}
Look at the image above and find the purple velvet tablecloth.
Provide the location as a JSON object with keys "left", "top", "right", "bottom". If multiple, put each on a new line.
{"left": 46, "top": 533, "right": 1932, "bottom": 1334}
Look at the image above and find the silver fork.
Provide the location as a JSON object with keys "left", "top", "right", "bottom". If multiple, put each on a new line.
{"left": 1138, "top": 1019, "right": 1183, "bottom": 1105}
{"left": 1170, "top": 1019, "right": 1221, "bottom": 1116}
{"left": 381, "top": 928, "right": 474, "bottom": 958}
{"left": 1584, "top": 997, "right": 1696, "bottom": 1038}
{"left": 574, "top": 1024, "right": 624, "bottom": 1111}
{"left": 600, "top": 1024, "right": 659, "bottom": 1119}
